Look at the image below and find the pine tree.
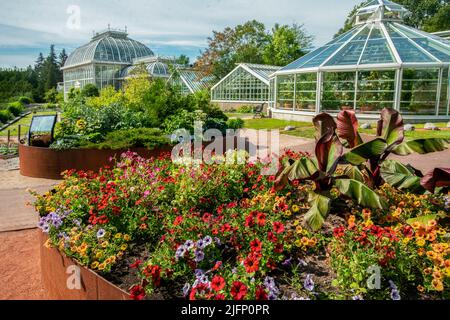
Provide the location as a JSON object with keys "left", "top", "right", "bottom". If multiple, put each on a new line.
{"left": 44, "top": 44, "right": 58, "bottom": 92}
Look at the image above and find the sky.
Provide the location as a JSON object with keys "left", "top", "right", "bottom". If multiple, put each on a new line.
{"left": 0, "top": 0, "right": 362, "bottom": 68}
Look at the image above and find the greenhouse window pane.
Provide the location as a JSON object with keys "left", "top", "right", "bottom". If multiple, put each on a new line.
{"left": 392, "top": 38, "right": 434, "bottom": 62}
{"left": 324, "top": 27, "right": 361, "bottom": 46}
{"left": 439, "top": 68, "right": 449, "bottom": 115}
{"left": 325, "top": 41, "right": 365, "bottom": 66}
{"left": 401, "top": 68, "right": 439, "bottom": 115}
{"left": 280, "top": 46, "right": 329, "bottom": 71}
{"left": 295, "top": 73, "right": 317, "bottom": 111}
{"left": 360, "top": 39, "right": 394, "bottom": 64}
{"left": 276, "top": 75, "right": 295, "bottom": 109}
{"left": 356, "top": 70, "right": 395, "bottom": 113}
{"left": 321, "top": 71, "right": 356, "bottom": 112}
{"left": 411, "top": 39, "right": 450, "bottom": 62}
{"left": 302, "top": 44, "right": 342, "bottom": 68}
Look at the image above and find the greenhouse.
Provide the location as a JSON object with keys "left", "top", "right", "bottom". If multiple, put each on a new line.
{"left": 269, "top": 0, "right": 450, "bottom": 121}
{"left": 168, "top": 68, "right": 215, "bottom": 95}
{"left": 211, "top": 63, "right": 280, "bottom": 110}
{"left": 61, "top": 28, "right": 154, "bottom": 98}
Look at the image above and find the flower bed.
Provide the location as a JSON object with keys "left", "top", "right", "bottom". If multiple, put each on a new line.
{"left": 32, "top": 109, "right": 450, "bottom": 300}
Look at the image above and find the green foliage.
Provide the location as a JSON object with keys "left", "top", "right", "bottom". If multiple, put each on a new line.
{"left": 0, "top": 109, "right": 13, "bottom": 124}
{"left": 81, "top": 83, "right": 100, "bottom": 98}
{"left": 227, "top": 118, "right": 244, "bottom": 130}
{"left": 197, "top": 20, "right": 313, "bottom": 78}
{"left": 86, "top": 86, "right": 124, "bottom": 108}
{"left": 44, "top": 88, "right": 58, "bottom": 103}
{"left": 7, "top": 102, "right": 24, "bottom": 117}
{"left": 18, "top": 96, "right": 33, "bottom": 105}
{"left": 79, "top": 128, "right": 170, "bottom": 150}
{"left": 236, "top": 105, "right": 254, "bottom": 113}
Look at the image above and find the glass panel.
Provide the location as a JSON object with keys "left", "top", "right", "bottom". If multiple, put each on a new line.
{"left": 302, "top": 44, "right": 342, "bottom": 68}
{"left": 295, "top": 73, "right": 317, "bottom": 111}
{"left": 325, "top": 41, "right": 365, "bottom": 66}
{"left": 411, "top": 39, "right": 450, "bottom": 62}
{"left": 401, "top": 68, "right": 439, "bottom": 115}
{"left": 392, "top": 38, "right": 434, "bottom": 62}
{"left": 321, "top": 71, "right": 356, "bottom": 112}
{"left": 281, "top": 46, "right": 329, "bottom": 71}
{"left": 276, "top": 75, "right": 295, "bottom": 109}
{"left": 356, "top": 70, "right": 396, "bottom": 113}
{"left": 360, "top": 39, "right": 395, "bottom": 64}
{"left": 324, "top": 27, "right": 361, "bottom": 46}
{"left": 439, "top": 68, "right": 449, "bottom": 115}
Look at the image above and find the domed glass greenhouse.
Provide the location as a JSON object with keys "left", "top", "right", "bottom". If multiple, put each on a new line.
{"left": 61, "top": 28, "right": 154, "bottom": 97}
{"left": 269, "top": 0, "right": 450, "bottom": 121}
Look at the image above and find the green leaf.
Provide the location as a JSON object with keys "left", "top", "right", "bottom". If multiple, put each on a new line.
{"left": 343, "top": 138, "right": 387, "bottom": 165}
{"left": 335, "top": 179, "right": 386, "bottom": 209}
{"left": 406, "top": 213, "right": 446, "bottom": 226}
{"left": 380, "top": 160, "right": 423, "bottom": 192}
{"left": 392, "top": 138, "right": 449, "bottom": 155}
{"left": 304, "top": 192, "right": 331, "bottom": 231}
{"left": 287, "top": 157, "right": 318, "bottom": 181}
{"left": 343, "top": 165, "right": 366, "bottom": 183}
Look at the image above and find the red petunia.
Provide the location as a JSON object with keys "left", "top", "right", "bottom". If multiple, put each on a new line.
{"left": 244, "top": 255, "right": 259, "bottom": 273}
{"left": 130, "top": 259, "right": 142, "bottom": 269}
{"left": 267, "top": 231, "right": 278, "bottom": 243}
{"left": 249, "top": 239, "right": 262, "bottom": 253}
{"left": 333, "top": 226, "right": 345, "bottom": 238}
{"left": 256, "top": 213, "right": 266, "bottom": 226}
{"left": 272, "top": 221, "right": 284, "bottom": 234}
{"left": 255, "top": 286, "right": 268, "bottom": 300}
{"left": 230, "top": 281, "right": 248, "bottom": 300}
{"left": 211, "top": 275, "right": 226, "bottom": 292}
{"left": 130, "top": 285, "right": 146, "bottom": 300}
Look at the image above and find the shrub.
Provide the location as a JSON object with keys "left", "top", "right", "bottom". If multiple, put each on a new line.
{"left": 7, "top": 102, "right": 24, "bottom": 116}
{"left": 44, "top": 88, "right": 58, "bottom": 103}
{"left": 227, "top": 118, "right": 244, "bottom": 130}
{"left": 80, "top": 128, "right": 170, "bottom": 150}
{"left": 0, "top": 110, "right": 13, "bottom": 123}
{"left": 81, "top": 84, "right": 100, "bottom": 98}
{"left": 18, "top": 96, "right": 33, "bottom": 105}
{"left": 45, "top": 103, "right": 58, "bottom": 110}
{"left": 237, "top": 105, "right": 254, "bottom": 113}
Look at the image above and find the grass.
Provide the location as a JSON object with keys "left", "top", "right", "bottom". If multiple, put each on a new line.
{"left": 225, "top": 113, "right": 253, "bottom": 118}
{"left": 241, "top": 117, "right": 450, "bottom": 140}
{"left": 0, "top": 110, "right": 58, "bottom": 137}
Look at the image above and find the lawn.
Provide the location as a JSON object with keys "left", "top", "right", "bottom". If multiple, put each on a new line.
{"left": 242, "top": 117, "right": 450, "bottom": 140}
{"left": 0, "top": 110, "right": 58, "bottom": 137}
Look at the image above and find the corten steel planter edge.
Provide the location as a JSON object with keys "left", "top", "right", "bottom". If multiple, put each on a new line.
{"left": 20, "top": 136, "right": 251, "bottom": 180}
{"left": 19, "top": 144, "right": 174, "bottom": 180}
{"left": 39, "top": 232, "right": 130, "bottom": 300}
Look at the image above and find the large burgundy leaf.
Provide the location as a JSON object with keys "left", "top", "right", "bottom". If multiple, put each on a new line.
{"left": 315, "top": 129, "right": 343, "bottom": 174}
{"left": 379, "top": 108, "right": 404, "bottom": 148}
{"left": 313, "top": 113, "right": 336, "bottom": 142}
{"left": 336, "top": 110, "right": 363, "bottom": 148}
{"left": 420, "top": 167, "right": 450, "bottom": 193}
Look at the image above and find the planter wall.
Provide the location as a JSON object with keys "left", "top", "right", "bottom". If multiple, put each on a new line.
{"left": 19, "top": 144, "right": 173, "bottom": 180}
{"left": 39, "top": 232, "right": 130, "bottom": 300}
{"left": 20, "top": 136, "right": 251, "bottom": 180}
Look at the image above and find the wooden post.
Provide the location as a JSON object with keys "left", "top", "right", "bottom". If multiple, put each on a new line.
{"left": 18, "top": 125, "right": 21, "bottom": 143}
{"left": 7, "top": 129, "right": 10, "bottom": 151}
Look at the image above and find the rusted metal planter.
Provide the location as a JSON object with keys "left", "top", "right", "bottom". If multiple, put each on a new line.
{"left": 39, "top": 232, "right": 130, "bottom": 300}
{"left": 19, "top": 144, "right": 173, "bottom": 180}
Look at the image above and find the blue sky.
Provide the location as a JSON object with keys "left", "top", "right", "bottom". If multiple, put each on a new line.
{"left": 0, "top": 0, "right": 361, "bottom": 68}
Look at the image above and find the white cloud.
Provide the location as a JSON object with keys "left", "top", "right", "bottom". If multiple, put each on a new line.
{"left": 0, "top": 0, "right": 362, "bottom": 67}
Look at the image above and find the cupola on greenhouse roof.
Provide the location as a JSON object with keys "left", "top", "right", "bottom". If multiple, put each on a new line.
{"left": 276, "top": 0, "right": 450, "bottom": 75}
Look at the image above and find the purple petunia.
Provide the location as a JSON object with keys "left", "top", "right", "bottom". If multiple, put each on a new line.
{"left": 175, "top": 245, "right": 187, "bottom": 260}
{"left": 194, "top": 249, "right": 204, "bottom": 262}
{"left": 304, "top": 274, "right": 314, "bottom": 292}
{"left": 184, "top": 240, "right": 194, "bottom": 250}
{"left": 96, "top": 229, "right": 106, "bottom": 239}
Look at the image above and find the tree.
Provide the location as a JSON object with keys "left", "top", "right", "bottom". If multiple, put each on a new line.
{"left": 263, "top": 23, "right": 313, "bottom": 66}
{"left": 176, "top": 54, "right": 190, "bottom": 66}
{"left": 335, "top": 0, "right": 449, "bottom": 37}
{"left": 80, "top": 83, "right": 99, "bottom": 98}
{"left": 43, "top": 44, "right": 59, "bottom": 92}
{"left": 196, "top": 20, "right": 270, "bottom": 78}
{"left": 196, "top": 20, "right": 313, "bottom": 78}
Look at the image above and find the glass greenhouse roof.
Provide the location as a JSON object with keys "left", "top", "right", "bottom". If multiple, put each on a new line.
{"left": 63, "top": 29, "right": 154, "bottom": 69}
{"left": 120, "top": 60, "right": 170, "bottom": 78}
{"left": 175, "top": 69, "right": 215, "bottom": 93}
{"left": 277, "top": 1, "right": 450, "bottom": 74}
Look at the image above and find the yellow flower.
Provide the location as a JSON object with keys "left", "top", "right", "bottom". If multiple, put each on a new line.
{"left": 392, "top": 208, "right": 402, "bottom": 218}
{"left": 96, "top": 251, "right": 103, "bottom": 259}
{"left": 293, "top": 220, "right": 300, "bottom": 227}
{"left": 115, "top": 233, "right": 123, "bottom": 239}
{"left": 296, "top": 226, "right": 303, "bottom": 234}
{"left": 417, "top": 285, "right": 425, "bottom": 293}
{"left": 416, "top": 238, "right": 426, "bottom": 247}
{"left": 427, "top": 220, "right": 437, "bottom": 228}
{"left": 294, "top": 239, "right": 302, "bottom": 247}
{"left": 98, "top": 263, "right": 106, "bottom": 271}
{"left": 44, "top": 239, "right": 52, "bottom": 249}
{"left": 431, "top": 279, "right": 444, "bottom": 291}
{"left": 101, "top": 241, "right": 109, "bottom": 248}
{"left": 91, "top": 261, "right": 99, "bottom": 269}
{"left": 364, "top": 219, "right": 373, "bottom": 228}
{"left": 123, "top": 234, "right": 131, "bottom": 241}
{"left": 291, "top": 205, "right": 300, "bottom": 213}
{"left": 120, "top": 244, "right": 128, "bottom": 251}
{"left": 284, "top": 210, "right": 292, "bottom": 217}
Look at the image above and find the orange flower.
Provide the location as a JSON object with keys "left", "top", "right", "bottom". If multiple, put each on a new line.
{"left": 432, "top": 279, "right": 444, "bottom": 291}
